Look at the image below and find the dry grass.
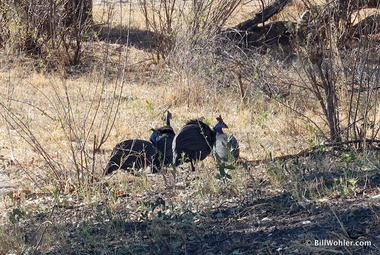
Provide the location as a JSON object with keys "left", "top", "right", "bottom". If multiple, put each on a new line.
{"left": 0, "top": 63, "right": 309, "bottom": 171}
{"left": 0, "top": 0, "right": 377, "bottom": 207}
{"left": 0, "top": 0, "right": 361, "bottom": 205}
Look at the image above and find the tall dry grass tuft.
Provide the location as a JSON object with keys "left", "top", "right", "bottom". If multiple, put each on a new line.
{"left": 0, "top": 70, "right": 126, "bottom": 191}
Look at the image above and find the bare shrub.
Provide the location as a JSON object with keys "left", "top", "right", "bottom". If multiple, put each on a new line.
{"left": 0, "top": 76, "right": 125, "bottom": 189}
{"left": 294, "top": 1, "right": 380, "bottom": 143}
{"left": 138, "top": 0, "right": 242, "bottom": 61}
{"left": 0, "top": 38, "right": 129, "bottom": 191}
{"left": 0, "top": 0, "right": 93, "bottom": 66}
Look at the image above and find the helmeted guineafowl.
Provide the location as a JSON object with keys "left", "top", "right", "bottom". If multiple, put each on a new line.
{"left": 173, "top": 118, "right": 216, "bottom": 171}
{"left": 104, "top": 139, "right": 157, "bottom": 175}
{"left": 150, "top": 111, "right": 175, "bottom": 167}
{"left": 213, "top": 115, "right": 239, "bottom": 163}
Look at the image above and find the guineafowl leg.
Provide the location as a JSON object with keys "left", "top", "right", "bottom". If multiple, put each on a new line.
{"left": 190, "top": 160, "right": 195, "bottom": 172}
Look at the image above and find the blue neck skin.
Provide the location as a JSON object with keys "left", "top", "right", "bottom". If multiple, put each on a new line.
{"left": 150, "top": 130, "right": 159, "bottom": 143}
{"left": 214, "top": 123, "right": 226, "bottom": 134}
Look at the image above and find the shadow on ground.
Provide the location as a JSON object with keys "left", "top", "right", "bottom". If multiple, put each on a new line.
{"left": 95, "top": 25, "right": 159, "bottom": 52}
{"left": 27, "top": 191, "right": 380, "bottom": 255}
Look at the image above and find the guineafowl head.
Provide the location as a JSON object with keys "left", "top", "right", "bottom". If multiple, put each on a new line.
{"left": 150, "top": 128, "right": 160, "bottom": 143}
{"left": 151, "top": 111, "right": 174, "bottom": 143}
{"left": 214, "top": 115, "right": 228, "bottom": 133}
{"left": 163, "top": 110, "right": 172, "bottom": 126}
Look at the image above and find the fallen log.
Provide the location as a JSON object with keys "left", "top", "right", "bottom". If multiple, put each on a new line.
{"left": 234, "top": 0, "right": 292, "bottom": 31}
{"left": 225, "top": 0, "right": 380, "bottom": 49}
{"left": 352, "top": 14, "right": 380, "bottom": 36}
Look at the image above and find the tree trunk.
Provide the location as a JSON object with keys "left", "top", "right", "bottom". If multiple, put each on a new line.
{"left": 64, "top": 0, "right": 93, "bottom": 26}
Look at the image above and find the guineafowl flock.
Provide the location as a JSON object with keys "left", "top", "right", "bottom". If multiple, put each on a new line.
{"left": 104, "top": 111, "right": 239, "bottom": 175}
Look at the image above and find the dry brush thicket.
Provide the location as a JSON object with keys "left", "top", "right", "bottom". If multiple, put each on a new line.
{"left": 0, "top": 0, "right": 378, "bottom": 190}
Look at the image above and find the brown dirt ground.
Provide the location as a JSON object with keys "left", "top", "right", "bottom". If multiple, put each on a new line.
{"left": 1, "top": 159, "right": 379, "bottom": 255}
